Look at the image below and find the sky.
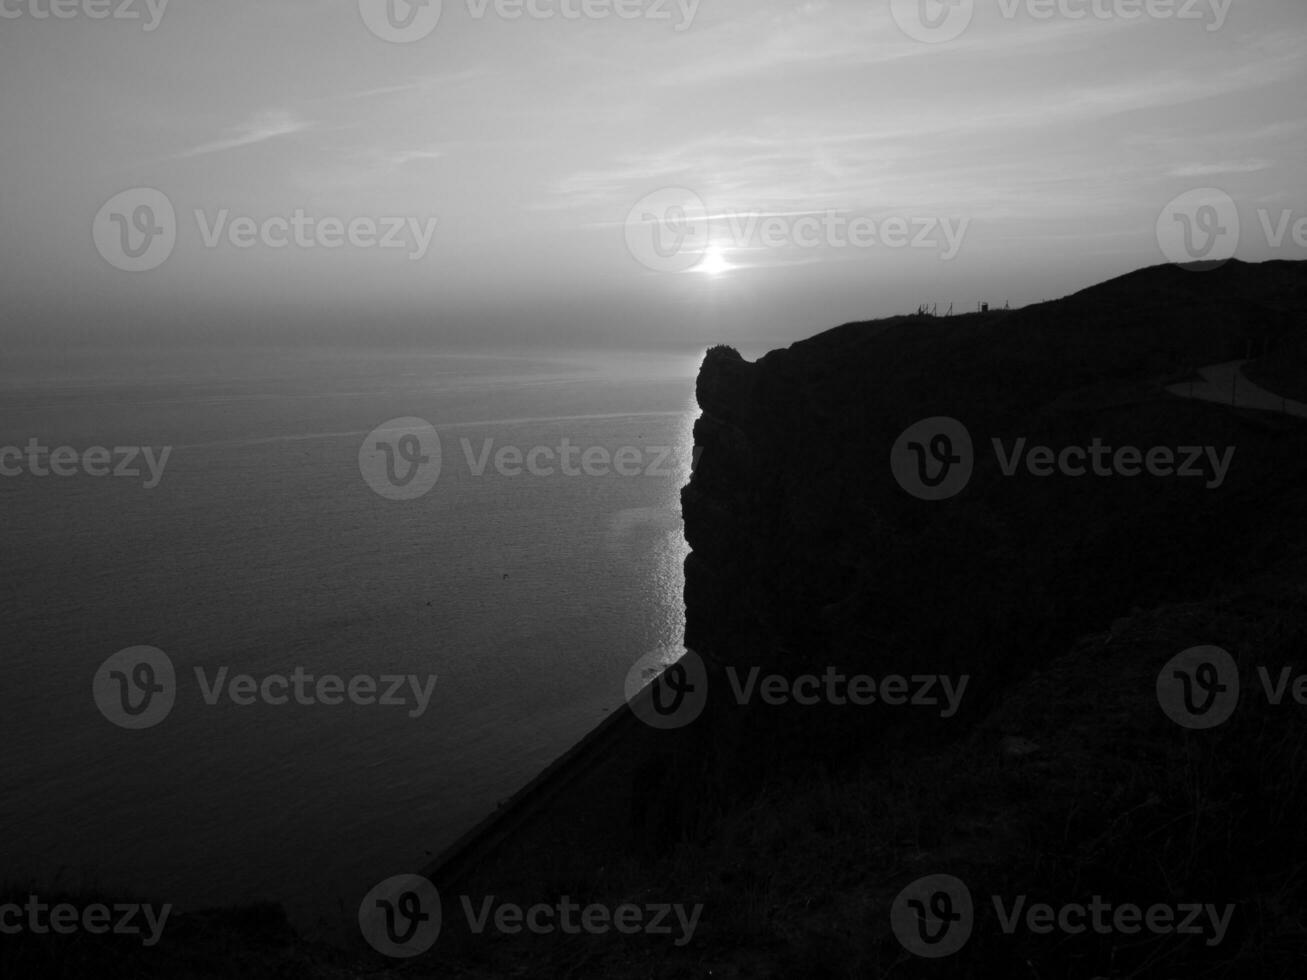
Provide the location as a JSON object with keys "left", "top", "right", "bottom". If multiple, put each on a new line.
{"left": 1, "top": 0, "right": 1304, "bottom": 356}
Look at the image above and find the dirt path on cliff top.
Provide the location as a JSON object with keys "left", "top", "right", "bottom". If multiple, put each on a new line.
{"left": 1166, "top": 359, "right": 1307, "bottom": 418}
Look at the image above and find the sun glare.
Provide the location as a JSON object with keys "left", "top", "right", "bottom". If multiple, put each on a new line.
{"left": 695, "top": 246, "right": 732, "bottom": 276}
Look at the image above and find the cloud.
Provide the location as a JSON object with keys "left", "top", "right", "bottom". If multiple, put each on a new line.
{"left": 330, "top": 70, "right": 488, "bottom": 102}
{"left": 175, "top": 109, "right": 312, "bottom": 159}
{"left": 383, "top": 147, "right": 447, "bottom": 166}
{"left": 539, "top": 32, "right": 1303, "bottom": 217}
{"left": 1169, "top": 160, "right": 1274, "bottom": 177}
{"left": 653, "top": 5, "right": 1133, "bottom": 88}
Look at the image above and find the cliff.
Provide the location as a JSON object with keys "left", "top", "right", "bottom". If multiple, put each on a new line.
{"left": 682, "top": 260, "right": 1307, "bottom": 708}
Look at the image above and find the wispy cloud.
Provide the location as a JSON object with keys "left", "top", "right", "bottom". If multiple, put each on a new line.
{"left": 1169, "top": 160, "right": 1274, "bottom": 177}
{"left": 175, "top": 109, "right": 311, "bottom": 159}
{"left": 654, "top": 5, "right": 1133, "bottom": 87}
{"left": 383, "top": 147, "right": 447, "bottom": 166}
{"left": 329, "top": 69, "right": 488, "bottom": 103}
{"left": 540, "top": 35, "right": 1303, "bottom": 218}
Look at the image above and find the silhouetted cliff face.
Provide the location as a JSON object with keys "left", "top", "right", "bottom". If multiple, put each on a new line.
{"left": 683, "top": 342, "right": 887, "bottom": 676}
{"left": 681, "top": 260, "right": 1307, "bottom": 722}
{"left": 681, "top": 346, "right": 763, "bottom": 669}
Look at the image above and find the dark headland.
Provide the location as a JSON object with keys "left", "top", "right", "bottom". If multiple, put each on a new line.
{"left": 11, "top": 258, "right": 1307, "bottom": 978}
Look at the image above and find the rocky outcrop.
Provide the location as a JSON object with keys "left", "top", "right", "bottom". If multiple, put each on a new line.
{"left": 679, "top": 260, "right": 1307, "bottom": 726}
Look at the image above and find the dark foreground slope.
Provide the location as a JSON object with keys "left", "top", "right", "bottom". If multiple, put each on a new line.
{"left": 9, "top": 260, "right": 1307, "bottom": 978}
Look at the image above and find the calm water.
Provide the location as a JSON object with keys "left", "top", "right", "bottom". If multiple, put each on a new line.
{"left": 0, "top": 344, "right": 698, "bottom": 934}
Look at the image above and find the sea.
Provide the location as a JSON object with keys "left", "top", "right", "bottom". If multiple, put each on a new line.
{"left": 0, "top": 343, "right": 699, "bottom": 935}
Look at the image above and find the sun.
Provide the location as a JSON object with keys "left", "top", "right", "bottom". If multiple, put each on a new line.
{"left": 695, "top": 245, "right": 732, "bottom": 276}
